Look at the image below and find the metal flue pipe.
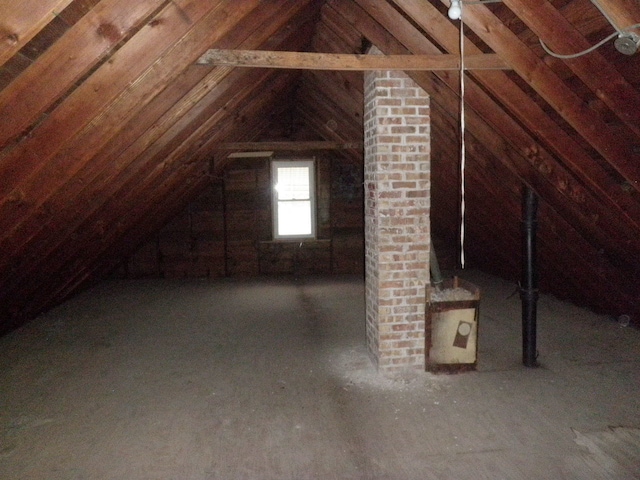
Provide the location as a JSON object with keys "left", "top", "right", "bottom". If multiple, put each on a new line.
{"left": 430, "top": 245, "right": 444, "bottom": 290}
{"left": 521, "top": 186, "right": 539, "bottom": 367}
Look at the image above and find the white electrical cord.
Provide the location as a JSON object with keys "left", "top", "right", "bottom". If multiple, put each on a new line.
{"left": 459, "top": 5, "right": 466, "bottom": 269}
{"left": 538, "top": 0, "right": 640, "bottom": 59}
{"left": 539, "top": 24, "right": 640, "bottom": 59}
{"left": 539, "top": 0, "right": 640, "bottom": 60}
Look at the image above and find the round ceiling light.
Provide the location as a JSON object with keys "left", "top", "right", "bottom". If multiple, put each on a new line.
{"left": 614, "top": 32, "right": 640, "bottom": 55}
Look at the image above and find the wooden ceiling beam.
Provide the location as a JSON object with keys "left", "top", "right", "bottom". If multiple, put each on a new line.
{"left": 430, "top": 111, "right": 521, "bottom": 274}
{"left": 30, "top": 172, "right": 211, "bottom": 318}
{"left": 300, "top": 13, "right": 366, "bottom": 141}
{"left": 0, "top": 0, "right": 230, "bottom": 215}
{"left": 0, "top": 2, "right": 283, "bottom": 296}
{"left": 209, "top": 97, "right": 299, "bottom": 174}
{"left": 216, "top": 141, "right": 362, "bottom": 151}
{"left": 302, "top": 70, "right": 363, "bottom": 122}
{"left": 313, "top": 6, "right": 366, "bottom": 89}
{"left": 318, "top": 2, "right": 364, "bottom": 53}
{"left": 517, "top": 0, "right": 609, "bottom": 46}
{"left": 184, "top": 79, "right": 301, "bottom": 170}
{"left": 463, "top": 129, "right": 638, "bottom": 313}
{"left": 589, "top": 0, "right": 640, "bottom": 33}
{"left": 293, "top": 92, "right": 363, "bottom": 164}
{"left": 291, "top": 7, "right": 366, "bottom": 164}
{"left": 196, "top": 49, "right": 510, "bottom": 70}
{"left": 296, "top": 80, "right": 363, "bottom": 139}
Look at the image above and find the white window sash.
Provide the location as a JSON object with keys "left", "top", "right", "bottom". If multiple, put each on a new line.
{"left": 272, "top": 160, "right": 316, "bottom": 240}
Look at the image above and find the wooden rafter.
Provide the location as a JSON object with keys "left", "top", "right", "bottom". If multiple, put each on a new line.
{"left": 196, "top": 48, "right": 510, "bottom": 70}
{"left": 0, "top": 0, "right": 261, "bottom": 243}
{"left": 588, "top": 0, "right": 640, "bottom": 32}
{"left": 0, "top": 0, "right": 74, "bottom": 68}
{"left": 0, "top": 0, "right": 163, "bottom": 149}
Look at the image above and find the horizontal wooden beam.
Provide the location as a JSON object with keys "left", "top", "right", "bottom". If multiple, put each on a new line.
{"left": 216, "top": 141, "right": 363, "bottom": 151}
{"left": 197, "top": 49, "right": 510, "bottom": 70}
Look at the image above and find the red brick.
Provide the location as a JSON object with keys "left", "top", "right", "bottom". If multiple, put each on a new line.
{"left": 390, "top": 107, "right": 417, "bottom": 115}
{"left": 379, "top": 191, "right": 403, "bottom": 199}
{"left": 390, "top": 126, "right": 416, "bottom": 134}
{"left": 391, "top": 88, "right": 417, "bottom": 96}
{"left": 391, "top": 181, "right": 417, "bottom": 189}
{"left": 377, "top": 98, "right": 402, "bottom": 106}
{"left": 377, "top": 79, "right": 403, "bottom": 88}
{"left": 405, "top": 98, "right": 430, "bottom": 106}
{"left": 407, "top": 190, "right": 428, "bottom": 198}
{"left": 365, "top": 68, "right": 430, "bottom": 372}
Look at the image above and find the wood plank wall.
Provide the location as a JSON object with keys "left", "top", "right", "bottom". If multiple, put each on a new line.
{"left": 116, "top": 154, "right": 364, "bottom": 278}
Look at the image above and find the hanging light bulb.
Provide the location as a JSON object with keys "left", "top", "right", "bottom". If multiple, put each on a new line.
{"left": 448, "top": 0, "right": 462, "bottom": 20}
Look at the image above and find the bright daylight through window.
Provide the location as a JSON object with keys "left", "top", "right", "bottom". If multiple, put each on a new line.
{"left": 272, "top": 160, "right": 315, "bottom": 239}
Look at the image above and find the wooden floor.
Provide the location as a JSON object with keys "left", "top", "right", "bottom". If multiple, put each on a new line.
{"left": 1, "top": 271, "right": 639, "bottom": 479}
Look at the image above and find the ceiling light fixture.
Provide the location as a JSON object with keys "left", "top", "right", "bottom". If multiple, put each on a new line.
{"left": 447, "top": 0, "right": 503, "bottom": 21}
{"left": 447, "top": 0, "right": 504, "bottom": 264}
{"left": 448, "top": 0, "right": 462, "bottom": 20}
{"left": 614, "top": 31, "right": 640, "bottom": 56}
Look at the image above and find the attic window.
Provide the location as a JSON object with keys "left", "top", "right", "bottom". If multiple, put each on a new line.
{"left": 271, "top": 159, "right": 316, "bottom": 240}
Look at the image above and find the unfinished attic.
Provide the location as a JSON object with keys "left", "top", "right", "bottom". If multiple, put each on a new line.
{"left": 1, "top": 0, "right": 639, "bottom": 333}
{"left": 2, "top": 0, "right": 640, "bottom": 477}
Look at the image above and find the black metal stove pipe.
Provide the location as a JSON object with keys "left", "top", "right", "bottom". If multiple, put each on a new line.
{"left": 521, "top": 186, "right": 539, "bottom": 367}
{"left": 430, "top": 246, "right": 443, "bottom": 290}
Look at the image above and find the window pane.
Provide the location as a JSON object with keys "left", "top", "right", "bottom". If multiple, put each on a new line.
{"left": 277, "top": 201, "right": 312, "bottom": 236}
{"left": 276, "top": 167, "right": 310, "bottom": 200}
{"left": 271, "top": 159, "right": 315, "bottom": 239}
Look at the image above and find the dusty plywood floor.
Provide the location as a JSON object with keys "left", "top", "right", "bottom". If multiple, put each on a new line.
{"left": 1, "top": 271, "right": 639, "bottom": 479}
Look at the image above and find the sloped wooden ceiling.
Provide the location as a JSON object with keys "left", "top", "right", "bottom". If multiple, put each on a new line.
{"left": 0, "top": 0, "right": 639, "bottom": 332}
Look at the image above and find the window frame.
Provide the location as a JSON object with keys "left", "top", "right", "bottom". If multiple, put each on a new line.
{"left": 271, "top": 159, "right": 317, "bottom": 241}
